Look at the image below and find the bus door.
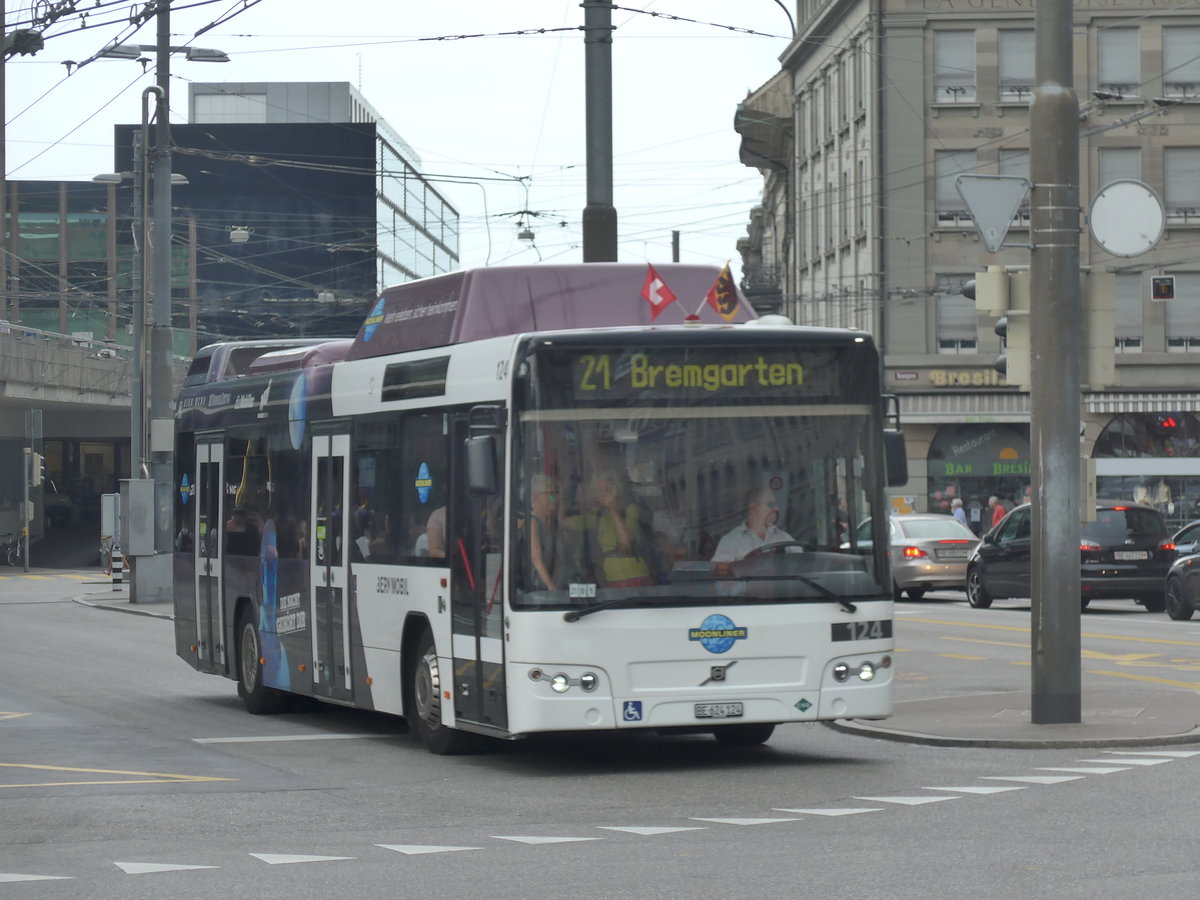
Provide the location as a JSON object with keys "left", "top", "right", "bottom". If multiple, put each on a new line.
{"left": 310, "top": 431, "right": 353, "bottom": 701}
{"left": 448, "top": 409, "right": 508, "bottom": 731}
{"left": 194, "top": 438, "right": 225, "bottom": 669}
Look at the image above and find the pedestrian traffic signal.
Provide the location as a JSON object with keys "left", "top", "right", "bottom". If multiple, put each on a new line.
{"left": 29, "top": 451, "right": 43, "bottom": 487}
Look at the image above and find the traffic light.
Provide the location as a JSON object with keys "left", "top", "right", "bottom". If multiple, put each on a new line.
{"left": 962, "top": 265, "right": 1010, "bottom": 316}
{"left": 30, "top": 452, "right": 43, "bottom": 487}
{"left": 993, "top": 270, "right": 1030, "bottom": 388}
{"left": 1082, "top": 270, "right": 1114, "bottom": 389}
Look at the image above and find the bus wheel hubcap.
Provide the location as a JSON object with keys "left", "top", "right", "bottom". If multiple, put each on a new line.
{"left": 242, "top": 623, "right": 259, "bottom": 691}
{"left": 415, "top": 648, "right": 441, "bottom": 727}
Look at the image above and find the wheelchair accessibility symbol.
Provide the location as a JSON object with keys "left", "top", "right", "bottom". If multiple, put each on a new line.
{"left": 622, "top": 700, "right": 643, "bottom": 722}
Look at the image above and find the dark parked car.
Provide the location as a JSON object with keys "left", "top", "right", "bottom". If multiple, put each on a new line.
{"left": 966, "top": 501, "right": 1175, "bottom": 611}
{"left": 1164, "top": 553, "right": 1200, "bottom": 620}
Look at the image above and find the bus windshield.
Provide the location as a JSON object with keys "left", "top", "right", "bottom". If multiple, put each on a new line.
{"left": 511, "top": 337, "right": 892, "bottom": 612}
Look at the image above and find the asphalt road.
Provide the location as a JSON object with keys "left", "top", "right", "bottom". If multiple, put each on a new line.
{"left": 3, "top": 584, "right": 1200, "bottom": 897}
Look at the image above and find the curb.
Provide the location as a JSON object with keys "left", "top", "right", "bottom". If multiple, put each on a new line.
{"left": 826, "top": 718, "right": 1200, "bottom": 750}
{"left": 73, "top": 596, "right": 174, "bottom": 620}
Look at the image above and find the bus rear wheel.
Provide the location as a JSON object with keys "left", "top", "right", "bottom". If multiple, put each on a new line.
{"left": 237, "top": 612, "right": 286, "bottom": 715}
{"left": 409, "top": 629, "right": 478, "bottom": 755}
{"left": 712, "top": 723, "right": 775, "bottom": 746}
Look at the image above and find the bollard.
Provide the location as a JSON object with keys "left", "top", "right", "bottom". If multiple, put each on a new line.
{"left": 111, "top": 546, "right": 123, "bottom": 590}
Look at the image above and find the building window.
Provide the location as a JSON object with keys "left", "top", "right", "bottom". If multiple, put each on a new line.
{"left": 193, "top": 93, "right": 267, "bottom": 123}
{"left": 1163, "top": 27, "right": 1200, "bottom": 98}
{"left": 936, "top": 275, "right": 977, "bottom": 353}
{"left": 1115, "top": 272, "right": 1142, "bottom": 352}
{"left": 935, "top": 149, "right": 976, "bottom": 225}
{"left": 856, "top": 159, "right": 867, "bottom": 234}
{"left": 1098, "top": 147, "right": 1141, "bottom": 188}
{"left": 1166, "top": 273, "right": 1200, "bottom": 350}
{"left": 998, "top": 30, "right": 1034, "bottom": 103}
{"left": 1164, "top": 148, "right": 1200, "bottom": 223}
{"left": 934, "top": 31, "right": 976, "bottom": 103}
{"left": 840, "top": 170, "right": 850, "bottom": 241}
{"left": 844, "top": 53, "right": 854, "bottom": 127}
{"left": 1098, "top": 28, "right": 1139, "bottom": 99}
{"left": 998, "top": 148, "right": 1030, "bottom": 224}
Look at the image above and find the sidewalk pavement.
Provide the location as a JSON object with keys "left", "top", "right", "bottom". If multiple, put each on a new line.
{"left": 17, "top": 566, "right": 1200, "bottom": 749}
{"left": 830, "top": 687, "right": 1200, "bottom": 749}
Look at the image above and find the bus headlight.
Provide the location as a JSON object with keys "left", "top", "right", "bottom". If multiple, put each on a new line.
{"left": 551, "top": 673, "right": 571, "bottom": 693}
{"left": 832, "top": 657, "right": 890, "bottom": 683}
{"left": 579, "top": 672, "right": 599, "bottom": 692}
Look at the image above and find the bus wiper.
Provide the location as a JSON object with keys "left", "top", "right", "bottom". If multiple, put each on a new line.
{"left": 729, "top": 573, "right": 857, "bottom": 613}
{"left": 795, "top": 574, "right": 857, "bottom": 613}
{"left": 563, "top": 596, "right": 653, "bottom": 622}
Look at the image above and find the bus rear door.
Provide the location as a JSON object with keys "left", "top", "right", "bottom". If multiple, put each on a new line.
{"left": 194, "top": 437, "right": 225, "bottom": 670}
{"left": 311, "top": 431, "right": 353, "bottom": 701}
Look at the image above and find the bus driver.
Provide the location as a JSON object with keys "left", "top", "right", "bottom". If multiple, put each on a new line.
{"left": 711, "top": 487, "right": 793, "bottom": 563}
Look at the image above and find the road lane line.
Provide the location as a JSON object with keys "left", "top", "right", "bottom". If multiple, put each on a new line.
{"left": 1086, "top": 668, "right": 1200, "bottom": 689}
{"left": 907, "top": 616, "right": 1200, "bottom": 649}
{"left": 0, "top": 762, "right": 234, "bottom": 787}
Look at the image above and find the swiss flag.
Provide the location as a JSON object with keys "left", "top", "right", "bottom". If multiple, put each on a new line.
{"left": 641, "top": 264, "right": 678, "bottom": 321}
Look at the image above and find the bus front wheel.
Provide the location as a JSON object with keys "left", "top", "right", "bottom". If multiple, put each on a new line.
{"left": 409, "top": 629, "right": 477, "bottom": 755}
{"left": 237, "top": 612, "right": 286, "bottom": 715}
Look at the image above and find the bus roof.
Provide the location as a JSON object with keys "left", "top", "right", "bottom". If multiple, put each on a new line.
{"left": 347, "top": 263, "right": 755, "bottom": 360}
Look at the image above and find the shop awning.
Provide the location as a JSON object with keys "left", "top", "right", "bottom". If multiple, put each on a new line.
{"left": 1085, "top": 392, "right": 1200, "bottom": 414}
{"left": 895, "top": 392, "right": 1029, "bottom": 423}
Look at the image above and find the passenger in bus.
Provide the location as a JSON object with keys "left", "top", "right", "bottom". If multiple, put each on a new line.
{"left": 580, "top": 469, "right": 654, "bottom": 587}
{"left": 652, "top": 481, "right": 689, "bottom": 566}
{"left": 711, "top": 487, "right": 794, "bottom": 563}
{"left": 225, "top": 507, "right": 261, "bottom": 556}
{"left": 530, "top": 474, "right": 567, "bottom": 590}
{"left": 424, "top": 505, "right": 447, "bottom": 558}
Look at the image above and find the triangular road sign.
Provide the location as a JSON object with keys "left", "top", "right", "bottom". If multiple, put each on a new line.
{"left": 955, "top": 174, "right": 1031, "bottom": 252}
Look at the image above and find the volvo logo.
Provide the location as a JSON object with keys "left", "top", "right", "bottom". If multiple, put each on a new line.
{"left": 700, "top": 660, "right": 738, "bottom": 686}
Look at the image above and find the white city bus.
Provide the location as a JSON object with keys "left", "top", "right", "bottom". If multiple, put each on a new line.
{"left": 173, "top": 263, "right": 906, "bottom": 753}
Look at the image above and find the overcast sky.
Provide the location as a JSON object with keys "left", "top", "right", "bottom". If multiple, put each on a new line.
{"left": 5, "top": 1, "right": 792, "bottom": 280}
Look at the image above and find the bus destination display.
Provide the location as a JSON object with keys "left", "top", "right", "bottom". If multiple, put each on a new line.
{"left": 570, "top": 347, "right": 839, "bottom": 402}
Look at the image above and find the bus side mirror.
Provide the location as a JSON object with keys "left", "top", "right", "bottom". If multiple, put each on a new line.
{"left": 884, "top": 430, "right": 908, "bottom": 487}
{"left": 466, "top": 435, "right": 497, "bottom": 495}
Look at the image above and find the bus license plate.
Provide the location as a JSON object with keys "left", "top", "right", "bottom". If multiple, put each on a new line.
{"left": 695, "top": 702, "right": 744, "bottom": 719}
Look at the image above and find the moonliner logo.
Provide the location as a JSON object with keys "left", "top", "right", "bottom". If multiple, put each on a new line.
{"left": 361, "top": 296, "right": 387, "bottom": 342}
{"left": 688, "top": 614, "right": 748, "bottom": 654}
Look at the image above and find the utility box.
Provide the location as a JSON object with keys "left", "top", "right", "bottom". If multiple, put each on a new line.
{"left": 120, "top": 478, "right": 155, "bottom": 556}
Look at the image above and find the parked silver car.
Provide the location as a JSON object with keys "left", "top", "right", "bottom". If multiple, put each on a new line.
{"left": 850, "top": 513, "right": 981, "bottom": 600}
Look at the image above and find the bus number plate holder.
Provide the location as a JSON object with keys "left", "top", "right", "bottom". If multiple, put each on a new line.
{"left": 695, "top": 702, "right": 744, "bottom": 719}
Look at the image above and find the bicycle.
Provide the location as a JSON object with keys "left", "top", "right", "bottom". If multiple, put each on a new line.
{"left": 0, "top": 532, "right": 24, "bottom": 567}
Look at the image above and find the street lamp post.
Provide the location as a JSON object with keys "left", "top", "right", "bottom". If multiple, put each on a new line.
{"left": 92, "top": 1, "right": 226, "bottom": 602}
